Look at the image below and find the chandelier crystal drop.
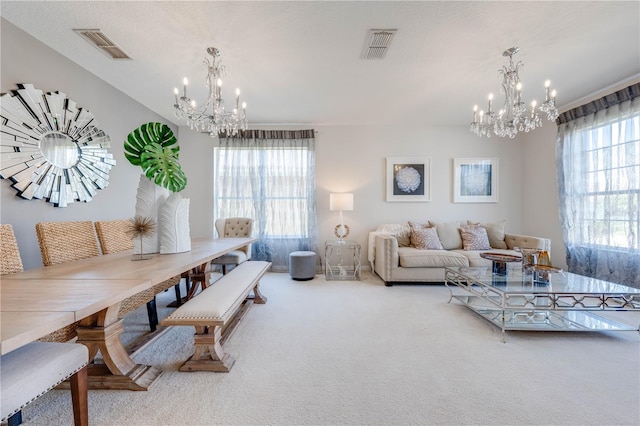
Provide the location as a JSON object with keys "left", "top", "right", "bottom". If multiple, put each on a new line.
{"left": 173, "top": 47, "right": 248, "bottom": 137}
{"left": 470, "top": 47, "right": 558, "bottom": 139}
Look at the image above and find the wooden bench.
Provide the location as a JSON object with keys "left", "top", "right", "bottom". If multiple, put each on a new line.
{"left": 161, "top": 260, "right": 271, "bottom": 372}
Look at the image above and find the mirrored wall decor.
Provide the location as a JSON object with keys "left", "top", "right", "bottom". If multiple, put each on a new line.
{"left": 0, "top": 83, "right": 115, "bottom": 207}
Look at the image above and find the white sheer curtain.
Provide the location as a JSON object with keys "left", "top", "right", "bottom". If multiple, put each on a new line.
{"left": 214, "top": 130, "right": 318, "bottom": 272}
{"left": 556, "top": 84, "right": 640, "bottom": 288}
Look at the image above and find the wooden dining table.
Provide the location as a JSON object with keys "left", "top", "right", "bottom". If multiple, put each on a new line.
{"left": 0, "top": 237, "right": 256, "bottom": 391}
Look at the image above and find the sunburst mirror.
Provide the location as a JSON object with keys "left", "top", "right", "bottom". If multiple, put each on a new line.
{"left": 0, "top": 83, "right": 115, "bottom": 207}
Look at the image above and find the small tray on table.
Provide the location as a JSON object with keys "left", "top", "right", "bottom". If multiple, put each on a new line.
{"left": 480, "top": 252, "right": 522, "bottom": 276}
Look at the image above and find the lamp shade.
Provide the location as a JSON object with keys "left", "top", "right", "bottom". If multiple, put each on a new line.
{"left": 329, "top": 193, "right": 354, "bottom": 211}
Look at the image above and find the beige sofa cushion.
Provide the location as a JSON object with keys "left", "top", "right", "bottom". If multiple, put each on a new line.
{"left": 398, "top": 247, "right": 468, "bottom": 268}
{"left": 428, "top": 220, "right": 462, "bottom": 250}
{"left": 505, "top": 234, "right": 547, "bottom": 250}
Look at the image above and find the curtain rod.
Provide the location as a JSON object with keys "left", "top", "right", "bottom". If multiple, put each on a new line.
{"left": 556, "top": 82, "right": 640, "bottom": 125}
{"left": 218, "top": 129, "right": 316, "bottom": 139}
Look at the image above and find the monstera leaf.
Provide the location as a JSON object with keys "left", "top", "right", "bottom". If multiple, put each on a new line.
{"left": 140, "top": 143, "right": 187, "bottom": 192}
{"left": 124, "top": 122, "right": 187, "bottom": 192}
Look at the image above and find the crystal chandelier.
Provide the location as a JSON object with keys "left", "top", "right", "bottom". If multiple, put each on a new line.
{"left": 470, "top": 47, "right": 558, "bottom": 138}
{"left": 173, "top": 47, "right": 248, "bottom": 137}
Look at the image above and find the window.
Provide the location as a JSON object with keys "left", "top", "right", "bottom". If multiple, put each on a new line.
{"left": 575, "top": 114, "right": 640, "bottom": 250}
{"left": 214, "top": 147, "right": 313, "bottom": 238}
{"left": 557, "top": 85, "right": 639, "bottom": 288}
{"left": 214, "top": 130, "right": 317, "bottom": 271}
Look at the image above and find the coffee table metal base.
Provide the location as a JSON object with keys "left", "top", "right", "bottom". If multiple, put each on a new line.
{"left": 453, "top": 295, "right": 638, "bottom": 334}
{"left": 445, "top": 267, "right": 640, "bottom": 342}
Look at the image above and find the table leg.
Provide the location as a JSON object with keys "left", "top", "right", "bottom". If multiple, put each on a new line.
{"left": 74, "top": 303, "right": 163, "bottom": 391}
{"left": 444, "top": 270, "right": 454, "bottom": 303}
{"left": 252, "top": 282, "right": 268, "bottom": 304}
{"left": 184, "top": 262, "right": 211, "bottom": 300}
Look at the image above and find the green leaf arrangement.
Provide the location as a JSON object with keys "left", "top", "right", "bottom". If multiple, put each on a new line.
{"left": 124, "top": 122, "right": 187, "bottom": 192}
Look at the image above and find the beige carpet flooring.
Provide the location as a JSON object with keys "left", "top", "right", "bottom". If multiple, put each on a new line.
{"left": 14, "top": 271, "right": 640, "bottom": 425}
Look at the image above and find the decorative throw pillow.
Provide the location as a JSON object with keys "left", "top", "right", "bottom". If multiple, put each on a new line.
{"left": 428, "top": 220, "right": 462, "bottom": 250}
{"left": 409, "top": 224, "right": 444, "bottom": 250}
{"left": 459, "top": 224, "right": 491, "bottom": 251}
{"left": 377, "top": 223, "right": 411, "bottom": 247}
{"left": 467, "top": 220, "right": 507, "bottom": 249}
{"left": 392, "top": 228, "right": 411, "bottom": 247}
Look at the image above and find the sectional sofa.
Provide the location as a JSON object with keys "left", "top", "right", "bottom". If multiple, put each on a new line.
{"left": 368, "top": 220, "right": 549, "bottom": 286}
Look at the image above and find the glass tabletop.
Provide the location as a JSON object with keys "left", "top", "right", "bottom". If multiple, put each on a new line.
{"left": 446, "top": 266, "right": 640, "bottom": 295}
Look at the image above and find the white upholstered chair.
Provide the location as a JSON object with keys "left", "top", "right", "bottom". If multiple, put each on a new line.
{"left": 212, "top": 218, "right": 253, "bottom": 274}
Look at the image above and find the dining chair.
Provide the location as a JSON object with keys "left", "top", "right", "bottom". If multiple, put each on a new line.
{"left": 211, "top": 217, "right": 254, "bottom": 274}
{"left": 32, "top": 221, "right": 102, "bottom": 342}
{"left": 35, "top": 221, "right": 157, "bottom": 332}
{"left": 3, "top": 223, "right": 78, "bottom": 343}
{"left": 35, "top": 221, "right": 101, "bottom": 266}
{"left": 1, "top": 224, "right": 89, "bottom": 426}
{"left": 94, "top": 219, "right": 182, "bottom": 329}
{"left": 1, "top": 223, "right": 24, "bottom": 275}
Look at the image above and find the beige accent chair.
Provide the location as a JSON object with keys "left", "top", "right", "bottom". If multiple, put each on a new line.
{"left": 0, "top": 224, "right": 89, "bottom": 426}
{"left": 94, "top": 219, "right": 182, "bottom": 329}
{"left": 212, "top": 218, "right": 253, "bottom": 274}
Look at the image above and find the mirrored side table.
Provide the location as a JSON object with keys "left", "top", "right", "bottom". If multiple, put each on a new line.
{"left": 325, "top": 240, "right": 361, "bottom": 280}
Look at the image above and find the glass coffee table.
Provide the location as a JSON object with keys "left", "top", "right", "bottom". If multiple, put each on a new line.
{"left": 445, "top": 266, "right": 640, "bottom": 342}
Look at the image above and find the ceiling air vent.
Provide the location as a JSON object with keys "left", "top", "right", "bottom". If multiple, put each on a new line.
{"left": 73, "top": 29, "right": 132, "bottom": 60}
{"left": 362, "top": 29, "right": 397, "bottom": 60}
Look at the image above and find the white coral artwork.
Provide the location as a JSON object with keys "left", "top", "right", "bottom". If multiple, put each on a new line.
{"left": 159, "top": 193, "right": 191, "bottom": 254}
{"left": 133, "top": 174, "right": 170, "bottom": 254}
{"left": 395, "top": 166, "right": 421, "bottom": 193}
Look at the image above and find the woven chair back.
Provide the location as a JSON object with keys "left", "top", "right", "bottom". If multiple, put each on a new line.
{"left": 0, "top": 224, "right": 24, "bottom": 275}
{"left": 35, "top": 221, "right": 100, "bottom": 266}
{"left": 95, "top": 220, "right": 133, "bottom": 254}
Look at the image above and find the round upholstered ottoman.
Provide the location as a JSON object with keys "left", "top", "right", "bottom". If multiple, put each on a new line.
{"left": 289, "top": 251, "right": 317, "bottom": 281}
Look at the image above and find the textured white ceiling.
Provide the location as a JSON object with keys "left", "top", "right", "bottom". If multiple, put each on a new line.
{"left": 2, "top": 1, "right": 639, "bottom": 127}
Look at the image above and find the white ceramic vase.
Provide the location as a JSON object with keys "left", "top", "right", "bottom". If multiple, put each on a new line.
{"left": 159, "top": 192, "right": 191, "bottom": 254}
{"left": 133, "top": 174, "right": 170, "bottom": 254}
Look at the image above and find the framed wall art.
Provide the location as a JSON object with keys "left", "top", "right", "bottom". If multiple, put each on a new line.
{"left": 453, "top": 158, "right": 498, "bottom": 203}
{"left": 386, "top": 157, "right": 431, "bottom": 202}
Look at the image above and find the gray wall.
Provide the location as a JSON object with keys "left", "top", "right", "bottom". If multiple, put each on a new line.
{"left": 1, "top": 19, "right": 177, "bottom": 269}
